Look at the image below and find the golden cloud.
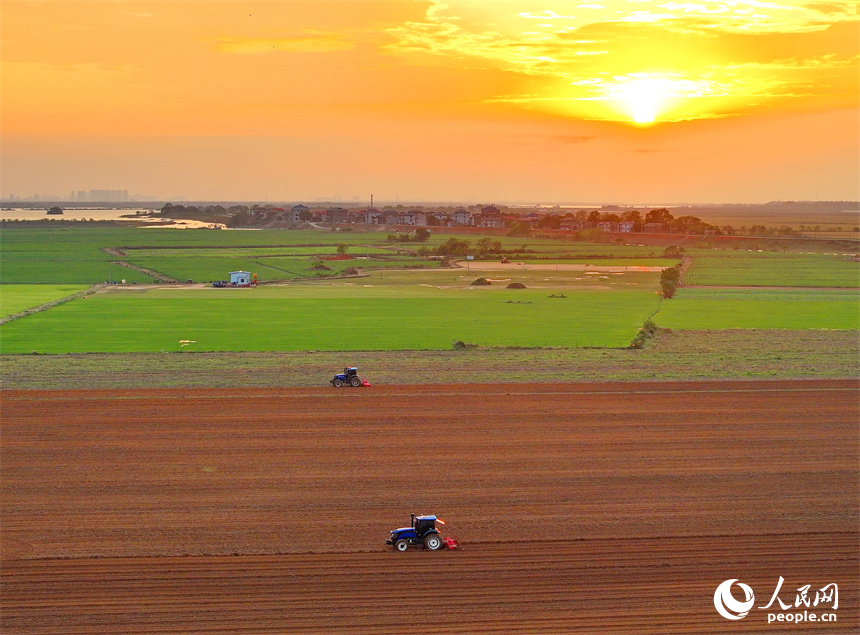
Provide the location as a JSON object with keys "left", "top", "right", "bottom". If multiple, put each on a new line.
{"left": 384, "top": 1, "right": 858, "bottom": 122}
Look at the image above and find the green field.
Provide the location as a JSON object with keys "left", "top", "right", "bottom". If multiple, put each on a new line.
{"left": 0, "top": 225, "right": 678, "bottom": 284}
{"left": 655, "top": 288, "right": 860, "bottom": 330}
{"left": 0, "top": 284, "right": 90, "bottom": 318}
{"left": 2, "top": 224, "right": 857, "bottom": 358}
{"left": 683, "top": 252, "right": 859, "bottom": 287}
{"left": 128, "top": 255, "right": 440, "bottom": 283}
{"left": 0, "top": 226, "right": 411, "bottom": 284}
{"left": 0, "top": 273, "right": 663, "bottom": 353}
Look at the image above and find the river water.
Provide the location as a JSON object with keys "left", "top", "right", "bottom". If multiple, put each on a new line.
{"left": 0, "top": 208, "right": 157, "bottom": 221}
{"left": 0, "top": 208, "right": 227, "bottom": 228}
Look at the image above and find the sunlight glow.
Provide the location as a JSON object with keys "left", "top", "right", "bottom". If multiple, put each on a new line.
{"left": 604, "top": 76, "right": 716, "bottom": 124}
{"left": 619, "top": 79, "right": 666, "bottom": 123}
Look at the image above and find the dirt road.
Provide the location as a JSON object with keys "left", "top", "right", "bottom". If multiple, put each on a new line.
{"left": 2, "top": 380, "right": 857, "bottom": 632}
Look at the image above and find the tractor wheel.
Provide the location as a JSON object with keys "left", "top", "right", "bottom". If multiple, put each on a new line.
{"left": 332, "top": 379, "right": 343, "bottom": 388}
{"left": 424, "top": 534, "right": 442, "bottom": 551}
{"left": 394, "top": 539, "right": 409, "bottom": 552}
{"left": 349, "top": 376, "right": 361, "bottom": 387}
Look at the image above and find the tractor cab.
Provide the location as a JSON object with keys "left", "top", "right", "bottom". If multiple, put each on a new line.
{"left": 413, "top": 515, "right": 437, "bottom": 537}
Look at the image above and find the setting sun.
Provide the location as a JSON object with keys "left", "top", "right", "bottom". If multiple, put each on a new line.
{"left": 616, "top": 78, "right": 668, "bottom": 124}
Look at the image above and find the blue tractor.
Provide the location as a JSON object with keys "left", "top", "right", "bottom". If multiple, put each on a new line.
{"left": 386, "top": 514, "right": 445, "bottom": 551}
{"left": 330, "top": 366, "right": 364, "bottom": 388}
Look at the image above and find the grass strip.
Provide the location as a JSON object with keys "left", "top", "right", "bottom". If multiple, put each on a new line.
{"left": 3, "top": 329, "right": 856, "bottom": 390}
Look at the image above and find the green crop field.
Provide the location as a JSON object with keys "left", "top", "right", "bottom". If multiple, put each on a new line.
{"left": 0, "top": 258, "right": 157, "bottom": 285}
{"left": 0, "top": 284, "right": 90, "bottom": 318}
{"left": 491, "top": 239, "right": 669, "bottom": 258}
{"left": 683, "top": 252, "right": 859, "bottom": 287}
{"left": 125, "top": 246, "right": 396, "bottom": 258}
{"left": 0, "top": 224, "right": 685, "bottom": 284}
{"left": 126, "top": 255, "right": 440, "bottom": 283}
{"left": 0, "top": 226, "right": 410, "bottom": 284}
{"left": 2, "top": 224, "right": 857, "bottom": 359}
{"left": 655, "top": 288, "right": 860, "bottom": 330}
{"left": 0, "top": 270, "right": 663, "bottom": 353}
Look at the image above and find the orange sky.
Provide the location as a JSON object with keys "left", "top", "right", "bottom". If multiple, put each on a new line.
{"left": 1, "top": 0, "right": 857, "bottom": 203}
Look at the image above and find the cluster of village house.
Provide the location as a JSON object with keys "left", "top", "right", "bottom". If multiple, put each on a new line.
{"left": 252, "top": 204, "right": 668, "bottom": 233}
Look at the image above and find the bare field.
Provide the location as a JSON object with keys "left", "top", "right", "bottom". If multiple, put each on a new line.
{"left": 3, "top": 534, "right": 856, "bottom": 635}
{"left": 2, "top": 381, "right": 858, "bottom": 633}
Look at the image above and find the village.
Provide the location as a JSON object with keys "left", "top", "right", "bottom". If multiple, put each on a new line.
{"left": 159, "top": 202, "right": 749, "bottom": 236}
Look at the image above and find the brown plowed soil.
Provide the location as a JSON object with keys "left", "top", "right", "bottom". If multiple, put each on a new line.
{"left": 2, "top": 380, "right": 858, "bottom": 633}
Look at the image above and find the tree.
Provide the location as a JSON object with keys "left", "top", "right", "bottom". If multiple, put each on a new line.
{"left": 621, "top": 210, "right": 642, "bottom": 224}
{"left": 645, "top": 208, "right": 674, "bottom": 225}
{"left": 226, "top": 209, "right": 249, "bottom": 227}
{"left": 671, "top": 215, "right": 705, "bottom": 234}
{"left": 475, "top": 237, "right": 503, "bottom": 255}
{"left": 660, "top": 264, "right": 682, "bottom": 298}
{"left": 298, "top": 209, "right": 313, "bottom": 221}
{"left": 414, "top": 227, "right": 431, "bottom": 242}
{"left": 537, "top": 214, "right": 561, "bottom": 229}
{"left": 161, "top": 204, "right": 188, "bottom": 217}
{"left": 436, "top": 237, "right": 471, "bottom": 256}
{"left": 336, "top": 243, "right": 348, "bottom": 255}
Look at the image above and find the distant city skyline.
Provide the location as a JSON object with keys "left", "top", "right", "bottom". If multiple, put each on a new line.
{"left": 2, "top": 1, "right": 857, "bottom": 204}
{"left": 1, "top": 190, "right": 156, "bottom": 203}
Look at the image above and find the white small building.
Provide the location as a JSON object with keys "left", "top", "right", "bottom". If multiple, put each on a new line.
{"left": 230, "top": 271, "right": 252, "bottom": 285}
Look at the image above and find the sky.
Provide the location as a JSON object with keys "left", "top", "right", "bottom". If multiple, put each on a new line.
{"left": 1, "top": 0, "right": 858, "bottom": 203}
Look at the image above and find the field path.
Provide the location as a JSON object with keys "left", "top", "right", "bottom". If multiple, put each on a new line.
{"left": 2, "top": 380, "right": 857, "bottom": 632}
